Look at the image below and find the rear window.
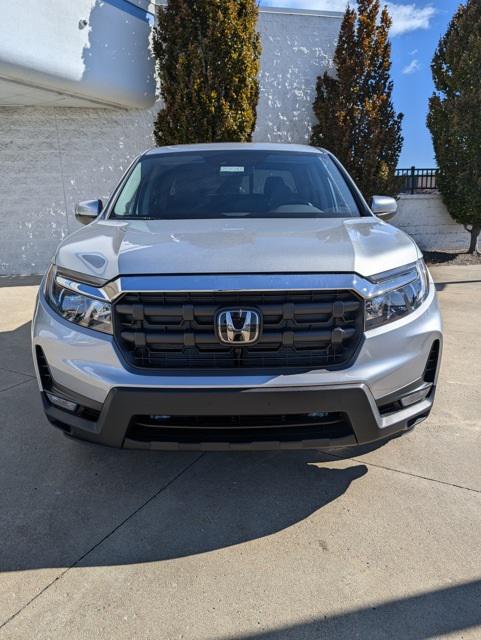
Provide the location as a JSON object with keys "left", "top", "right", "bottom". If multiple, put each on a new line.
{"left": 111, "top": 150, "right": 360, "bottom": 219}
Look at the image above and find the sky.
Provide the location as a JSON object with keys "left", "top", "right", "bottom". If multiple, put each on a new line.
{"left": 259, "top": 0, "right": 461, "bottom": 168}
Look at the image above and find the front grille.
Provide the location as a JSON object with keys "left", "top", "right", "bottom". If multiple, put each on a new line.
{"left": 113, "top": 289, "right": 364, "bottom": 371}
{"left": 127, "top": 412, "right": 353, "bottom": 444}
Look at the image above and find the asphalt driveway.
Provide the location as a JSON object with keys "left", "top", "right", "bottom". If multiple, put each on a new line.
{"left": 0, "top": 266, "right": 480, "bottom": 639}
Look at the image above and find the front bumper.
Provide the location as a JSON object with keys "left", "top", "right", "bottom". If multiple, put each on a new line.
{"left": 41, "top": 382, "right": 436, "bottom": 451}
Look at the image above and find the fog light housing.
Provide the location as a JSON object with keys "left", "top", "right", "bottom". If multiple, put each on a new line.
{"left": 400, "top": 385, "right": 431, "bottom": 408}
{"left": 46, "top": 392, "right": 78, "bottom": 413}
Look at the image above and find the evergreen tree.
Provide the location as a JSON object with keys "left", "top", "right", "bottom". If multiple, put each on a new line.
{"left": 310, "top": 0, "right": 403, "bottom": 199}
{"left": 153, "top": 0, "right": 261, "bottom": 145}
{"left": 427, "top": 0, "right": 481, "bottom": 254}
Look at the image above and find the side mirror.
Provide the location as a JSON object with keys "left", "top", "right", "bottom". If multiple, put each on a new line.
{"left": 371, "top": 195, "right": 397, "bottom": 221}
{"left": 75, "top": 199, "right": 103, "bottom": 225}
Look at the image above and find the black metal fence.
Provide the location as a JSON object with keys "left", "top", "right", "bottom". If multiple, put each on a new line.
{"left": 395, "top": 167, "right": 439, "bottom": 194}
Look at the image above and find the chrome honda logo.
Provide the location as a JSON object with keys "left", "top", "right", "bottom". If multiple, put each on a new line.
{"left": 216, "top": 309, "right": 261, "bottom": 345}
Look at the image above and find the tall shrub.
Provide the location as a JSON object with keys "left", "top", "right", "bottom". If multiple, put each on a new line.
{"left": 153, "top": 0, "right": 261, "bottom": 146}
{"left": 427, "top": 0, "right": 481, "bottom": 254}
{"left": 310, "top": 0, "right": 403, "bottom": 199}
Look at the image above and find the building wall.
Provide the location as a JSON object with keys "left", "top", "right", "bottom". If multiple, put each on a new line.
{"left": 392, "top": 194, "right": 469, "bottom": 252}
{"left": 0, "top": 8, "right": 341, "bottom": 275}
{"left": 0, "top": 106, "right": 158, "bottom": 275}
{"left": 0, "top": 0, "right": 156, "bottom": 109}
{"left": 255, "top": 8, "right": 340, "bottom": 143}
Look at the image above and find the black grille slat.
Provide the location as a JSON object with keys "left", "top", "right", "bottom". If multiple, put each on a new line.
{"left": 113, "top": 289, "right": 364, "bottom": 371}
{"left": 127, "top": 412, "right": 354, "bottom": 443}
{"left": 36, "top": 346, "right": 53, "bottom": 389}
{"left": 116, "top": 300, "right": 360, "bottom": 318}
{"left": 135, "top": 413, "right": 346, "bottom": 430}
{"left": 424, "top": 340, "right": 440, "bottom": 383}
{"left": 119, "top": 327, "right": 356, "bottom": 346}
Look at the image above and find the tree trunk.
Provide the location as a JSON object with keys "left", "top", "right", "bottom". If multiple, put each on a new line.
{"left": 468, "top": 225, "right": 481, "bottom": 254}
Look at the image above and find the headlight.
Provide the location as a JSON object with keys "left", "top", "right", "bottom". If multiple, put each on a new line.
{"left": 44, "top": 266, "right": 112, "bottom": 334}
{"left": 365, "top": 260, "right": 429, "bottom": 330}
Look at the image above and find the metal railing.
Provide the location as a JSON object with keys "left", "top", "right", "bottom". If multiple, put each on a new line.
{"left": 395, "top": 167, "right": 439, "bottom": 194}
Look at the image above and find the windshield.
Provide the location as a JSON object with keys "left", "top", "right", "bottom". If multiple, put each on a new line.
{"left": 111, "top": 150, "right": 361, "bottom": 219}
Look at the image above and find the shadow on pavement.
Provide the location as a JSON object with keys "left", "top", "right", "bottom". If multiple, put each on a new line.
{"left": 1, "top": 319, "right": 371, "bottom": 572}
{"left": 212, "top": 579, "right": 481, "bottom": 640}
{"left": 435, "top": 279, "right": 481, "bottom": 291}
{"left": 0, "top": 321, "right": 36, "bottom": 376}
{"left": 0, "top": 276, "right": 42, "bottom": 288}
{"left": 0, "top": 418, "right": 368, "bottom": 569}
{"left": 0, "top": 322, "right": 402, "bottom": 575}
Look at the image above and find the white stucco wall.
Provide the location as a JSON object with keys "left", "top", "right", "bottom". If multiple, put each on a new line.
{"left": 392, "top": 194, "right": 470, "bottom": 252}
{"left": 255, "top": 8, "right": 340, "bottom": 143}
{"left": 0, "top": 106, "right": 158, "bottom": 275}
{"left": 0, "top": 8, "right": 342, "bottom": 275}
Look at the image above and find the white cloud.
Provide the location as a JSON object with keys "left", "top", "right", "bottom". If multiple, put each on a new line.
{"left": 402, "top": 58, "right": 421, "bottom": 74}
{"left": 387, "top": 3, "right": 436, "bottom": 36}
{"left": 260, "top": 1, "right": 436, "bottom": 37}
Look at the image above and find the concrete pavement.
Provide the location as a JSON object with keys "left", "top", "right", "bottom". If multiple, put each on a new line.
{"left": 0, "top": 267, "right": 480, "bottom": 639}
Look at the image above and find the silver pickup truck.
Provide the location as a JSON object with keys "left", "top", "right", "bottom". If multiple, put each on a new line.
{"left": 32, "top": 143, "right": 442, "bottom": 451}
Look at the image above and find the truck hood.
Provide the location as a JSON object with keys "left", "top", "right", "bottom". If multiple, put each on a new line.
{"left": 55, "top": 217, "right": 420, "bottom": 281}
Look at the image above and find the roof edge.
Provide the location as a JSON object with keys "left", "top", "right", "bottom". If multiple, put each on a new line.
{"left": 151, "top": 2, "right": 343, "bottom": 19}
{"left": 259, "top": 6, "right": 344, "bottom": 18}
